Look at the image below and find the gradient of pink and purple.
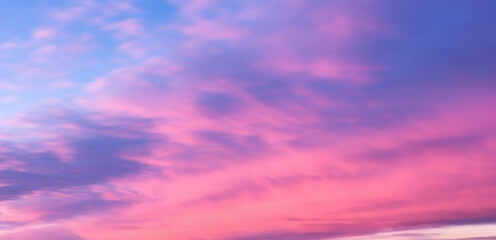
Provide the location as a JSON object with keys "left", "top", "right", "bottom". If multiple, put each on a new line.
{"left": 1, "top": 0, "right": 496, "bottom": 240}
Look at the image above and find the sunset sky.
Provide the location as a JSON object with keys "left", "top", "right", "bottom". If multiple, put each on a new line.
{"left": 1, "top": 1, "right": 496, "bottom": 240}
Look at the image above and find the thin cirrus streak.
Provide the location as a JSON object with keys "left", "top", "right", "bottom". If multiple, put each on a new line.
{"left": 0, "top": 0, "right": 495, "bottom": 240}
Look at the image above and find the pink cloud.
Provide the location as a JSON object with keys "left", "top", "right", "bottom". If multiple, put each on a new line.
{"left": 51, "top": 0, "right": 139, "bottom": 23}
{"left": 32, "top": 28, "right": 57, "bottom": 40}
{"left": 66, "top": 47, "right": 496, "bottom": 240}
{"left": 0, "top": 42, "right": 20, "bottom": 49}
{"left": 1, "top": 1, "right": 496, "bottom": 240}
{"left": 172, "top": 0, "right": 216, "bottom": 15}
{"left": 32, "top": 45, "right": 58, "bottom": 57}
{"left": 117, "top": 41, "right": 147, "bottom": 58}
{"left": 0, "top": 96, "right": 17, "bottom": 104}
{"left": 51, "top": 3, "right": 91, "bottom": 22}
{"left": 103, "top": 18, "right": 145, "bottom": 38}
{"left": 0, "top": 227, "right": 83, "bottom": 240}
{"left": 181, "top": 20, "right": 247, "bottom": 41}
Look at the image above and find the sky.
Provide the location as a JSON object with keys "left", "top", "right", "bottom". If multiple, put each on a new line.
{"left": 0, "top": 0, "right": 496, "bottom": 239}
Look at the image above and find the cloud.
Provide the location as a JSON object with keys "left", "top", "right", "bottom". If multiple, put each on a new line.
{"left": 32, "top": 28, "right": 57, "bottom": 40}
{"left": 0, "top": 227, "right": 85, "bottom": 240}
{"left": 0, "top": 110, "right": 156, "bottom": 222}
{"left": 50, "top": 0, "right": 139, "bottom": 23}
{"left": 103, "top": 18, "right": 145, "bottom": 38}
{"left": 1, "top": 0, "right": 496, "bottom": 240}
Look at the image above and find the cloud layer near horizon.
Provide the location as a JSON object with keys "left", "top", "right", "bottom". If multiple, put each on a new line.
{"left": 1, "top": 0, "right": 496, "bottom": 239}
